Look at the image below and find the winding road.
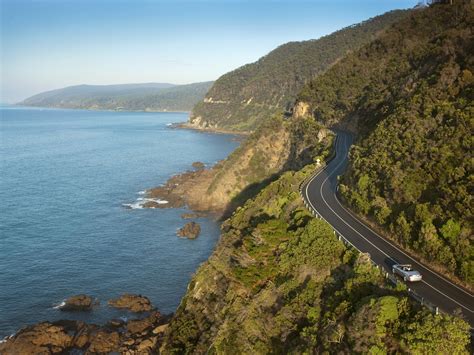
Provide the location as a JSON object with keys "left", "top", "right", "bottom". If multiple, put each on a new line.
{"left": 302, "top": 130, "right": 474, "bottom": 327}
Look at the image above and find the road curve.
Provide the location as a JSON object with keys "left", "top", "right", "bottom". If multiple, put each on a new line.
{"left": 302, "top": 130, "right": 474, "bottom": 326}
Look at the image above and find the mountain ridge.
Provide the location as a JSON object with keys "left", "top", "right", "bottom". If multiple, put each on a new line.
{"left": 188, "top": 9, "right": 410, "bottom": 132}
{"left": 20, "top": 81, "right": 213, "bottom": 112}
{"left": 160, "top": 2, "right": 472, "bottom": 353}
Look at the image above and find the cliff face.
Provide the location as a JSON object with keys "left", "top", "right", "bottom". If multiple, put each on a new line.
{"left": 161, "top": 161, "right": 470, "bottom": 354}
{"left": 161, "top": 4, "right": 473, "bottom": 353}
{"left": 149, "top": 116, "right": 332, "bottom": 217}
{"left": 188, "top": 10, "right": 409, "bottom": 132}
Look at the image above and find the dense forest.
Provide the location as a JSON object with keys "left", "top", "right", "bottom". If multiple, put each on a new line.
{"left": 163, "top": 161, "right": 470, "bottom": 353}
{"left": 20, "top": 81, "right": 213, "bottom": 112}
{"left": 189, "top": 10, "right": 409, "bottom": 132}
{"left": 158, "top": 3, "right": 473, "bottom": 353}
{"left": 298, "top": 3, "right": 473, "bottom": 284}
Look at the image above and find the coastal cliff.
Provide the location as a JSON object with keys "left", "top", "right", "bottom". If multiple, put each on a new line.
{"left": 161, "top": 160, "right": 470, "bottom": 353}
{"left": 160, "top": 3, "right": 473, "bottom": 353}
{"left": 3, "top": 3, "right": 472, "bottom": 354}
{"left": 188, "top": 10, "right": 409, "bottom": 132}
{"left": 148, "top": 115, "right": 332, "bottom": 217}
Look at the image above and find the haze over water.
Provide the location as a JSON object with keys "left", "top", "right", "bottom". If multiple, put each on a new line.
{"left": 0, "top": 107, "right": 238, "bottom": 337}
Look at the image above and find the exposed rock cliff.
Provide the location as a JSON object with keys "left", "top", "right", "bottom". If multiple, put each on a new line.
{"left": 148, "top": 116, "right": 333, "bottom": 217}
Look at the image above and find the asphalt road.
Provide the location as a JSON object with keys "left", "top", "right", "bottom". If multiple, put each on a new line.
{"left": 302, "top": 130, "right": 474, "bottom": 327}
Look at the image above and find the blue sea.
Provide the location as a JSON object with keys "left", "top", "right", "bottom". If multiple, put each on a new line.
{"left": 0, "top": 107, "right": 238, "bottom": 338}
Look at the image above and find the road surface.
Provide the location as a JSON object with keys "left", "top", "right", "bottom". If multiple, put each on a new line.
{"left": 302, "top": 130, "right": 474, "bottom": 326}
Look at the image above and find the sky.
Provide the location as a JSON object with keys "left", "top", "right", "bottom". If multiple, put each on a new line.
{"left": 1, "top": 0, "right": 417, "bottom": 103}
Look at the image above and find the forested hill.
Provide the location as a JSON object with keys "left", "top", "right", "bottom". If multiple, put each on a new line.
{"left": 160, "top": 3, "right": 472, "bottom": 353}
{"left": 297, "top": 3, "right": 473, "bottom": 284}
{"left": 20, "top": 81, "right": 213, "bottom": 112}
{"left": 188, "top": 10, "right": 409, "bottom": 132}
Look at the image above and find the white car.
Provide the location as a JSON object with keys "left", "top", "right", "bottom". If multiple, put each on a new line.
{"left": 392, "top": 264, "right": 422, "bottom": 282}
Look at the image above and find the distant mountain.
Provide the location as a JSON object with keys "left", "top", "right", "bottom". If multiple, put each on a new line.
{"left": 20, "top": 81, "right": 213, "bottom": 112}
{"left": 188, "top": 10, "right": 409, "bottom": 132}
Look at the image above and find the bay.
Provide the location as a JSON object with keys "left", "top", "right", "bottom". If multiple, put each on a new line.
{"left": 0, "top": 107, "right": 238, "bottom": 337}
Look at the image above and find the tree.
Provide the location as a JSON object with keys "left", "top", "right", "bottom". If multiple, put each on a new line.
{"left": 402, "top": 313, "right": 470, "bottom": 354}
{"left": 440, "top": 219, "right": 461, "bottom": 245}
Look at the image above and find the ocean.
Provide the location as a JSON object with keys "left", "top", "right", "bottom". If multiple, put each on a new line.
{"left": 0, "top": 106, "right": 238, "bottom": 337}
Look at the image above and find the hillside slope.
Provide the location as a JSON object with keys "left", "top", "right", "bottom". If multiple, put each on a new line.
{"left": 162, "top": 162, "right": 470, "bottom": 353}
{"left": 297, "top": 3, "right": 473, "bottom": 284}
{"left": 147, "top": 115, "right": 333, "bottom": 217}
{"left": 160, "top": 3, "right": 473, "bottom": 353}
{"left": 188, "top": 10, "right": 409, "bottom": 132}
{"left": 20, "top": 81, "right": 213, "bottom": 112}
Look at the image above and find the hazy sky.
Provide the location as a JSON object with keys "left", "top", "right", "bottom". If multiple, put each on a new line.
{"left": 1, "top": 0, "right": 417, "bottom": 103}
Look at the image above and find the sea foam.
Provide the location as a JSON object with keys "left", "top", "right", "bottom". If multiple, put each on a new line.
{"left": 52, "top": 301, "right": 66, "bottom": 310}
{"left": 123, "top": 196, "right": 169, "bottom": 209}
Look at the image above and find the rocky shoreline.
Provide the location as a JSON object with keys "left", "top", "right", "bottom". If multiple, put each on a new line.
{"left": 0, "top": 294, "right": 170, "bottom": 354}
{"left": 2, "top": 125, "right": 241, "bottom": 353}
{"left": 175, "top": 121, "right": 250, "bottom": 136}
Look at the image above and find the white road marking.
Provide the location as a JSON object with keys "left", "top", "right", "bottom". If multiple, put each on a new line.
{"left": 333, "top": 134, "right": 474, "bottom": 300}
{"left": 304, "top": 133, "right": 474, "bottom": 314}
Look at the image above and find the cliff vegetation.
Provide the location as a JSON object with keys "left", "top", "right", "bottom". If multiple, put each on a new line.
{"left": 162, "top": 162, "right": 470, "bottom": 353}
{"left": 298, "top": 3, "right": 473, "bottom": 284}
{"left": 189, "top": 10, "right": 409, "bottom": 132}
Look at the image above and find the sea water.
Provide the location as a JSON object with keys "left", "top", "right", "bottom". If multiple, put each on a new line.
{"left": 0, "top": 107, "right": 238, "bottom": 337}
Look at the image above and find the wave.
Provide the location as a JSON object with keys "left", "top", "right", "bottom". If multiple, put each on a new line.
{"left": 0, "top": 333, "right": 15, "bottom": 344}
{"left": 123, "top": 197, "right": 168, "bottom": 209}
{"left": 52, "top": 300, "right": 66, "bottom": 309}
{"left": 122, "top": 202, "right": 144, "bottom": 210}
{"left": 147, "top": 198, "right": 168, "bottom": 204}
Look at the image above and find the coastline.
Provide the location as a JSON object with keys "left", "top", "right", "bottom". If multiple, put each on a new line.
{"left": 0, "top": 109, "right": 238, "bottom": 350}
{"left": 140, "top": 125, "right": 244, "bottom": 218}
{"left": 14, "top": 104, "right": 192, "bottom": 114}
{"left": 176, "top": 122, "right": 251, "bottom": 136}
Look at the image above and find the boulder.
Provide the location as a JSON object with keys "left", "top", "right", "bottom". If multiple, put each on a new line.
{"left": 86, "top": 330, "right": 120, "bottom": 354}
{"left": 108, "top": 294, "right": 154, "bottom": 312}
{"left": 0, "top": 309, "right": 170, "bottom": 354}
{"left": 136, "top": 336, "right": 158, "bottom": 352}
{"left": 126, "top": 311, "right": 161, "bottom": 335}
{"left": 142, "top": 201, "right": 160, "bottom": 208}
{"left": 192, "top": 161, "right": 205, "bottom": 170}
{"left": 0, "top": 322, "right": 72, "bottom": 354}
{"left": 177, "top": 222, "right": 201, "bottom": 239}
{"left": 107, "top": 318, "right": 126, "bottom": 329}
{"left": 60, "top": 294, "right": 96, "bottom": 311}
{"left": 152, "top": 324, "right": 168, "bottom": 334}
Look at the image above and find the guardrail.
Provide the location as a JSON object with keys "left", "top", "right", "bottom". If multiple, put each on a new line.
{"left": 298, "top": 134, "right": 443, "bottom": 318}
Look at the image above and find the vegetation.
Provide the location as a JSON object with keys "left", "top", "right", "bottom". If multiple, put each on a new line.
{"left": 161, "top": 3, "right": 473, "bottom": 353}
{"left": 206, "top": 114, "right": 333, "bottom": 215}
{"left": 189, "top": 10, "right": 409, "bottom": 132}
{"left": 20, "top": 81, "right": 213, "bottom": 112}
{"left": 163, "top": 162, "right": 470, "bottom": 353}
{"left": 298, "top": 3, "right": 473, "bottom": 283}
